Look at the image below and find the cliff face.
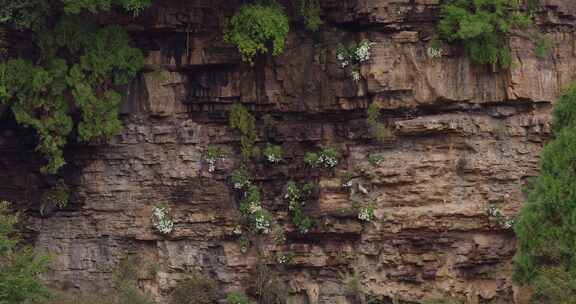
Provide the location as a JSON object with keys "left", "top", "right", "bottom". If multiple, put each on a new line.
{"left": 1, "top": 0, "right": 576, "bottom": 303}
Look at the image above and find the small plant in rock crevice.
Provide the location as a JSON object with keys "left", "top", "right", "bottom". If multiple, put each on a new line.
{"left": 264, "top": 144, "right": 283, "bottom": 163}
{"left": 304, "top": 147, "right": 340, "bottom": 169}
{"left": 239, "top": 185, "right": 272, "bottom": 234}
{"left": 231, "top": 167, "right": 251, "bottom": 190}
{"left": 229, "top": 103, "right": 257, "bottom": 163}
{"left": 351, "top": 195, "right": 376, "bottom": 223}
{"left": 337, "top": 40, "right": 376, "bottom": 82}
{"left": 227, "top": 291, "right": 250, "bottom": 304}
{"left": 169, "top": 273, "right": 218, "bottom": 304}
{"left": 40, "top": 179, "right": 70, "bottom": 216}
{"left": 152, "top": 203, "right": 174, "bottom": 235}
{"left": 204, "top": 145, "right": 229, "bottom": 173}
{"left": 284, "top": 181, "right": 313, "bottom": 234}
{"left": 297, "top": 0, "right": 323, "bottom": 31}
{"left": 366, "top": 102, "right": 392, "bottom": 143}
{"left": 486, "top": 203, "right": 514, "bottom": 229}
{"left": 275, "top": 251, "right": 295, "bottom": 265}
{"left": 341, "top": 172, "right": 354, "bottom": 189}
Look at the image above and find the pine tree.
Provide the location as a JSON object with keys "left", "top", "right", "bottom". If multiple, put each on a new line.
{"left": 514, "top": 85, "right": 576, "bottom": 303}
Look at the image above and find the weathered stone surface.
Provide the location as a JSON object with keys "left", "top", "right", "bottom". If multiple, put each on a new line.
{"left": 1, "top": 1, "right": 575, "bottom": 303}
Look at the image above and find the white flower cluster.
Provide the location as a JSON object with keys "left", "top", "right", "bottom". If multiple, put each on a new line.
{"left": 267, "top": 153, "right": 281, "bottom": 163}
{"left": 234, "top": 179, "right": 251, "bottom": 190}
{"left": 486, "top": 205, "right": 499, "bottom": 217}
{"left": 342, "top": 180, "right": 353, "bottom": 189}
{"left": 152, "top": 206, "right": 174, "bottom": 234}
{"left": 356, "top": 40, "right": 376, "bottom": 63}
{"left": 285, "top": 183, "right": 301, "bottom": 211}
{"left": 351, "top": 70, "right": 361, "bottom": 82}
{"left": 254, "top": 213, "right": 271, "bottom": 234}
{"left": 427, "top": 46, "right": 443, "bottom": 58}
{"left": 486, "top": 204, "right": 515, "bottom": 230}
{"left": 277, "top": 254, "right": 289, "bottom": 264}
{"left": 318, "top": 153, "right": 338, "bottom": 168}
{"left": 358, "top": 207, "right": 374, "bottom": 222}
{"left": 337, "top": 51, "right": 350, "bottom": 68}
{"left": 206, "top": 157, "right": 216, "bottom": 173}
{"left": 246, "top": 200, "right": 271, "bottom": 234}
{"left": 501, "top": 217, "right": 514, "bottom": 229}
{"left": 233, "top": 225, "right": 243, "bottom": 235}
{"left": 336, "top": 40, "right": 375, "bottom": 81}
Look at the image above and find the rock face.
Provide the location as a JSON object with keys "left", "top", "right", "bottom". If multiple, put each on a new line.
{"left": 1, "top": 0, "right": 575, "bottom": 303}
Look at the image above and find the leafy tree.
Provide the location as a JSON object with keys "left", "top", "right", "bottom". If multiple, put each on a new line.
{"left": 0, "top": 3, "right": 146, "bottom": 174}
{"left": 0, "top": 201, "right": 51, "bottom": 304}
{"left": 438, "top": 0, "right": 531, "bottom": 68}
{"left": 224, "top": 3, "right": 289, "bottom": 63}
{"left": 514, "top": 85, "right": 576, "bottom": 303}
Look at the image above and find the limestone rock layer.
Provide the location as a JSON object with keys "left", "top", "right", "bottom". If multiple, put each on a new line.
{"left": 1, "top": 0, "right": 575, "bottom": 303}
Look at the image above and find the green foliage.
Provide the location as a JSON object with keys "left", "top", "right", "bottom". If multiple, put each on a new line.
{"left": 304, "top": 148, "right": 339, "bottom": 169}
{"left": 224, "top": 4, "right": 289, "bottom": 63}
{"left": 62, "top": 0, "right": 151, "bottom": 15}
{"left": 239, "top": 185, "right": 272, "bottom": 234}
{"left": 264, "top": 144, "right": 282, "bottom": 163}
{"left": 255, "top": 262, "right": 287, "bottom": 304}
{"left": 0, "top": 0, "right": 49, "bottom": 29}
{"left": 112, "top": 256, "right": 155, "bottom": 304}
{"left": 341, "top": 270, "right": 363, "bottom": 300}
{"left": 297, "top": 0, "right": 322, "bottom": 31}
{"left": 513, "top": 84, "right": 576, "bottom": 302}
{"left": 229, "top": 103, "right": 257, "bottom": 162}
{"left": 0, "top": 201, "right": 51, "bottom": 304}
{"left": 40, "top": 179, "right": 70, "bottom": 216}
{"left": 438, "top": 0, "right": 531, "bottom": 68}
{"left": 0, "top": 16, "right": 144, "bottom": 174}
{"left": 170, "top": 274, "right": 217, "bottom": 304}
{"left": 533, "top": 34, "right": 553, "bottom": 58}
{"left": 284, "top": 181, "right": 313, "bottom": 234}
{"left": 231, "top": 167, "right": 251, "bottom": 190}
{"left": 227, "top": 292, "right": 249, "bottom": 304}
{"left": 366, "top": 102, "right": 391, "bottom": 143}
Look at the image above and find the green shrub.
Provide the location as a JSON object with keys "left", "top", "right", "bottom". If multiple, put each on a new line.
{"left": 304, "top": 148, "right": 339, "bottom": 169}
{"left": 62, "top": 0, "right": 151, "bottom": 15}
{"left": 40, "top": 179, "right": 70, "bottom": 216}
{"left": 227, "top": 291, "right": 249, "bottom": 304}
{"left": 0, "top": 16, "right": 144, "bottom": 174}
{"left": 513, "top": 84, "right": 576, "bottom": 302}
{"left": 284, "top": 181, "right": 313, "bottom": 233}
{"left": 264, "top": 144, "right": 283, "bottom": 163}
{"left": 297, "top": 0, "right": 322, "bottom": 31}
{"left": 366, "top": 102, "right": 391, "bottom": 143}
{"left": 239, "top": 185, "right": 272, "bottom": 234}
{"left": 438, "top": 0, "right": 531, "bottom": 68}
{"left": 0, "top": 201, "right": 51, "bottom": 304}
{"left": 229, "top": 103, "right": 257, "bottom": 162}
{"left": 170, "top": 274, "right": 217, "bottom": 304}
{"left": 224, "top": 4, "right": 289, "bottom": 63}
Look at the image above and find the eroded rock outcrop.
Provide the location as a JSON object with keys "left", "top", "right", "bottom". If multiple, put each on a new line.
{"left": 1, "top": 0, "right": 575, "bottom": 303}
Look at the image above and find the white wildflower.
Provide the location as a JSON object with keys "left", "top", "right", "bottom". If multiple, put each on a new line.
{"left": 356, "top": 40, "right": 375, "bottom": 63}
{"left": 358, "top": 207, "right": 374, "bottom": 222}
{"left": 351, "top": 70, "right": 361, "bottom": 82}
{"left": 233, "top": 225, "right": 243, "bottom": 235}
{"left": 427, "top": 46, "right": 443, "bottom": 58}
{"left": 152, "top": 206, "right": 174, "bottom": 234}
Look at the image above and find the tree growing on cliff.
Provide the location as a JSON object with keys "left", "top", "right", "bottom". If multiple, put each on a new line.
{"left": 437, "top": 0, "right": 532, "bottom": 68}
{"left": 0, "top": 1, "right": 149, "bottom": 174}
{"left": 0, "top": 201, "right": 51, "bottom": 304}
{"left": 514, "top": 85, "right": 576, "bottom": 302}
